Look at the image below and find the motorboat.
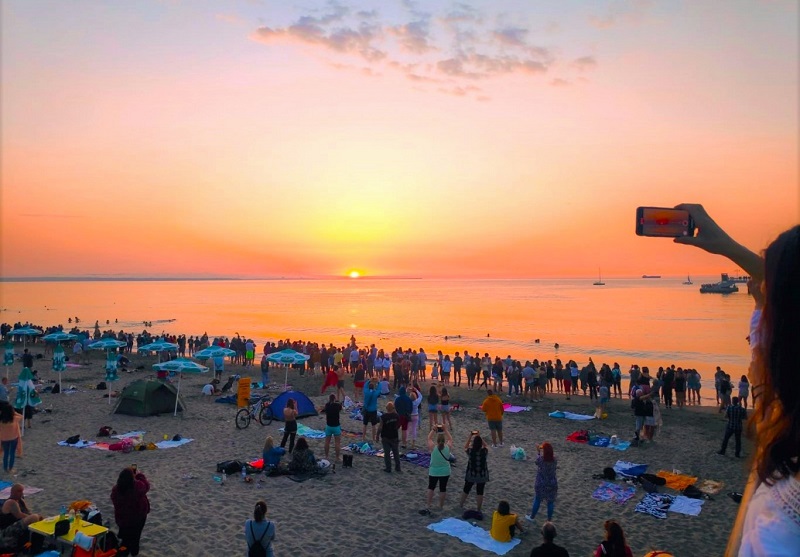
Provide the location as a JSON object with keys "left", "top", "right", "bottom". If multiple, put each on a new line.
{"left": 700, "top": 274, "right": 739, "bottom": 294}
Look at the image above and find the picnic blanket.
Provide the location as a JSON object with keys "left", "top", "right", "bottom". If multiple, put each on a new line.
{"left": 635, "top": 493, "right": 676, "bottom": 519}
{"left": 668, "top": 495, "right": 705, "bottom": 516}
{"left": 592, "top": 482, "right": 637, "bottom": 505}
{"left": 402, "top": 451, "right": 432, "bottom": 468}
{"left": 613, "top": 461, "right": 648, "bottom": 477}
{"left": 427, "top": 518, "right": 521, "bottom": 556}
{"left": 0, "top": 483, "right": 42, "bottom": 498}
{"left": 656, "top": 470, "right": 698, "bottom": 491}
{"left": 549, "top": 410, "right": 595, "bottom": 420}
{"left": 57, "top": 440, "right": 96, "bottom": 448}
{"left": 111, "top": 431, "right": 145, "bottom": 439}
{"left": 155, "top": 438, "right": 193, "bottom": 449}
{"left": 698, "top": 479, "right": 724, "bottom": 495}
{"left": 278, "top": 423, "right": 326, "bottom": 439}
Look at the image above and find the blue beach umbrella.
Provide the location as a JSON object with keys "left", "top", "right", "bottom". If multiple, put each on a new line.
{"left": 138, "top": 341, "right": 179, "bottom": 363}
{"left": 3, "top": 341, "right": 14, "bottom": 381}
{"left": 10, "top": 327, "right": 43, "bottom": 350}
{"left": 14, "top": 367, "right": 42, "bottom": 437}
{"left": 153, "top": 357, "right": 208, "bottom": 416}
{"left": 266, "top": 349, "right": 310, "bottom": 389}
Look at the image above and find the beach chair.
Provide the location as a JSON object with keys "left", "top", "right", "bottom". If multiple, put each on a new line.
{"left": 70, "top": 530, "right": 125, "bottom": 557}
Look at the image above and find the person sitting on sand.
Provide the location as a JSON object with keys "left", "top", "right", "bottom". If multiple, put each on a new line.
{"left": 201, "top": 379, "right": 221, "bottom": 397}
{"left": 0, "top": 484, "right": 43, "bottom": 551}
{"left": 529, "top": 522, "right": 570, "bottom": 557}
{"left": 490, "top": 500, "right": 524, "bottom": 542}
{"left": 262, "top": 436, "right": 285, "bottom": 473}
{"left": 594, "top": 520, "right": 632, "bottom": 557}
{"left": 287, "top": 438, "right": 317, "bottom": 474}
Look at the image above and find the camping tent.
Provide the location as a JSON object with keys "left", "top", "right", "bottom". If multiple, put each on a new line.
{"left": 269, "top": 391, "right": 318, "bottom": 421}
{"left": 113, "top": 380, "right": 186, "bottom": 417}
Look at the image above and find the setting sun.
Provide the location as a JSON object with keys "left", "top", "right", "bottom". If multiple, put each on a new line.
{"left": 349, "top": 271, "right": 360, "bottom": 279}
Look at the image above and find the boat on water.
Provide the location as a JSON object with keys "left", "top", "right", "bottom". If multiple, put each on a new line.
{"left": 700, "top": 273, "right": 739, "bottom": 294}
{"left": 683, "top": 274, "right": 693, "bottom": 285}
{"left": 593, "top": 269, "right": 605, "bottom": 286}
{"left": 642, "top": 275, "right": 661, "bottom": 279}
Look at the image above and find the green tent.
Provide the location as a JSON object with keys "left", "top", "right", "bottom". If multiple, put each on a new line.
{"left": 113, "top": 379, "right": 186, "bottom": 417}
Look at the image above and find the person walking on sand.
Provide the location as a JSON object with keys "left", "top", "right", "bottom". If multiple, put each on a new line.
{"left": 423, "top": 424, "right": 453, "bottom": 514}
{"left": 459, "top": 431, "right": 489, "bottom": 513}
{"left": 377, "top": 401, "right": 401, "bottom": 473}
{"left": 111, "top": 466, "right": 150, "bottom": 557}
{"left": 362, "top": 377, "right": 380, "bottom": 442}
{"left": 245, "top": 500, "right": 275, "bottom": 557}
{"left": 525, "top": 442, "right": 558, "bottom": 523}
{"left": 481, "top": 389, "right": 505, "bottom": 447}
{"left": 529, "top": 522, "right": 570, "bottom": 557}
{"left": 320, "top": 394, "right": 343, "bottom": 461}
{"left": 717, "top": 396, "right": 746, "bottom": 458}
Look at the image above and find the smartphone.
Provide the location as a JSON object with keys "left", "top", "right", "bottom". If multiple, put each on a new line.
{"left": 635, "top": 207, "right": 695, "bottom": 237}
{"left": 437, "top": 426, "right": 444, "bottom": 432}
{"left": 471, "top": 430, "right": 479, "bottom": 436}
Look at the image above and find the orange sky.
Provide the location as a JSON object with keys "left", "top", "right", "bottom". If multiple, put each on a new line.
{"left": 1, "top": 1, "right": 797, "bottom": 279}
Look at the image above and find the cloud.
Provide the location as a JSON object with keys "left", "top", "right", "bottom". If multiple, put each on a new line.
{"left": 251, "top": 2, "right": 594, "bottom": 99}
{"left": 590, "top": 0, "right": 652, "bottom": 29}
{"left": 572, "top": 56, "right": 597, "bottom": 71}
{"left": 550, "top": 78, "right": 571, "bottom": 87}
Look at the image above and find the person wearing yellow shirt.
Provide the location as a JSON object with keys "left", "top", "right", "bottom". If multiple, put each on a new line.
{"left": 490, "top": 500, "right": 524, "bottom": 542}
{"left": 481, "top": 390, "right": 505, "bottom": 447}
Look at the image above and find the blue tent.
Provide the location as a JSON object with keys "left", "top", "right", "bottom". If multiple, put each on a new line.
{"left": 269, "top": 391, "right": 318, "bottom": 421}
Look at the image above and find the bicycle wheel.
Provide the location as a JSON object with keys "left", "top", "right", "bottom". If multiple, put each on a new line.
{"left": 258, "top": 404, "right": 273, "bottom": 426}
{"left": 235, "top": 408, "right": 251, "bottom": 429}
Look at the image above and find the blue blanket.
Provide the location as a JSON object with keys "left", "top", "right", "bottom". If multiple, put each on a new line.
{"left": 588, "top": 437, "right": 631, "bottom": 451}
{"left": 549, "top": 410, "right": 595, "bottom": 420}
{"left": 613, "top": 460, "right": 648, "bottom": 477}
{"left": 427, "top": 518, "right": 521, "bottom": 555}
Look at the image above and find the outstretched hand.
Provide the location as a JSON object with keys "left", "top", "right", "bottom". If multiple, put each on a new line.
{"left": 672, "top": 203, "right": 734, "bottom": 255}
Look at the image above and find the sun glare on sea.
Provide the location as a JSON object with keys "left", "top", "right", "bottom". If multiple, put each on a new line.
{"left": 349, "top": 271, "right": 360, "bottom": 279}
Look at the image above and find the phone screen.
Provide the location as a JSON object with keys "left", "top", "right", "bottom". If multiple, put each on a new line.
{"left": 636, "top": 207, "right": 694, "bottom": 237}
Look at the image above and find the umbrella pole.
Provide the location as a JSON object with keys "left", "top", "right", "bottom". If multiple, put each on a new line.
{"left": 59, "top": 371, "right": 62, "bottom": 394}
{"left": 108, "top": 379, "right": 112, "bottom": 405}
{"left": 284, "top": 365, "right": 288, "bottom": 391}
{"left": 173, "top": 373, "right": 182, "bottom": 416}
{"left": 20, "top": 387, "right": 28, "bottom": 438}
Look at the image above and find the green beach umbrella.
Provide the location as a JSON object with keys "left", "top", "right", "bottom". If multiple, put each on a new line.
{"left": 3, "top": 341, "right": 14, "bottom": 381}
{"left": 267, "top": 349, "right": 310, "bottom": 389}
{"left": 138, "top": 341, "right": 179, "bottom": 363}
{"left": 14, "top": 367, "right": 41, "bottom": 437}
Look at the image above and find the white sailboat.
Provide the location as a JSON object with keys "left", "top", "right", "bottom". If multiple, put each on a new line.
{"left": 683, "top": 274, "right": 693, "bottom": 285}
{"left": 593, "top": 269, "right": 605, "bottom": 286}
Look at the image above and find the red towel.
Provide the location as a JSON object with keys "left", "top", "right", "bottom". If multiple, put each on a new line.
{"left": 321, "top": 370, "right": 338, "bottom": 393}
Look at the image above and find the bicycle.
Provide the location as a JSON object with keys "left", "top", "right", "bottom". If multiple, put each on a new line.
{"left": 235, "top": 395, "right": 273, "bottom": 429}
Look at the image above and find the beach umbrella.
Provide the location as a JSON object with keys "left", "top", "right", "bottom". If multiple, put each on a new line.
{"left": 193, "top": 346, "right": 237, "bottom": 359}
{"left": 3, "top": 341, "right": 14, "bottom": 381}
{"left": 138, "top": 341, "right": 179, "bottom": 363}
{"left": 266, "top": 349, "right": 310, "bottom": 389}
{"left": 42, "top": 332, "right": 78, "bottom": 343}
{"left": 153, "top": 357, "right": 208, "bottom": 416}
{"left": 43, "top": 333, "right": 76, "bottom": 393}
{"left": 89, "top": 339, "right": 126, "bottom": 401}
{"left": 10, "top": 327, "right": 43, "bottom": 350}
{"left": 14, "top": 367, "right": 41, "bottom": 437}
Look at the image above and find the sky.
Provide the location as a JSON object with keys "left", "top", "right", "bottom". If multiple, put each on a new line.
{"left": 1, "top": 0, "right": 798, "bottom": 279}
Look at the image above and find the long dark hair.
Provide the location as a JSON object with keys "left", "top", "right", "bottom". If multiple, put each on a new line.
{"left": 602, "top": 520, "right": 628, "bottom": 557}
{"left": 0, "top": 402, "right": 15, "bottom": 424}
{"left": 116, "top": 467, "right": 135, "bottom": 494}
{"left": 294, "top": 437, "right": 309, "bottom": 452}
{"left": 753, "top": 225, "right": 800, "bottom": 485}
{"left": 468, "top": 436, "right": 485, "bottom": 473}
{"left": 253, "top": 500, "right": 267, "bottom": 522}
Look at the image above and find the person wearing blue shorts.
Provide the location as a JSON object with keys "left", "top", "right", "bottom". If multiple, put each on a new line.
{"left": 321, "top": 394, "right": 342, "bottom": 461}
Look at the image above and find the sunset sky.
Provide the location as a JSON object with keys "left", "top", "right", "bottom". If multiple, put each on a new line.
{"left": 1, "top": 0, "right": 797, "bottom": 279}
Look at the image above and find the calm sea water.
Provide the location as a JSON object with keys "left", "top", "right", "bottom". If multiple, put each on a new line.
{"left": 0, "top": 278, "right": 754, "bottom": 381}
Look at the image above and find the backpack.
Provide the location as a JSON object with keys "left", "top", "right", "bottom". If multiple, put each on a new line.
{"left": 97, "top": 426, "right": 114, "bottom": 437}
{"left": 51, "top": 383, "right": 61, "bottom": 394}
{"left": 248, "top": 521, "right": 271, "bottom": 557}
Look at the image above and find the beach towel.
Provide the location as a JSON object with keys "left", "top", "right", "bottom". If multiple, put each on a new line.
{"left": 549, "top": 410, "right": 595, "bottom": 420}
{"left": 155, "top": 438, "right": 193, "bottom": 449}
{"left": 635, "top": 493, "right": 675, "bottom": 519}
{"left": 111, "top": 431, "right": 146, "bottom": 440}
{"left": 668, "top": 495, "right": 704, "bottom": 516}
{"left": 214, "top": 395, "right": 237, "bottom": 404}
{"left": 321, "top": 370, "right": 338, "bottom": 393}
{"left": 504, "top": 405, "right": 530, "bottom": 413}
{"left": 566, "top": 430, "right": 589, "bottom": 443}
{"left": 427, "top": 518, "right": 521, "bottom": 556}
{"left": 698, "top": 479, "right": 724, "bottom": 495}
{"left": 401, "top": 451, "right": 432, "bottom": 468}
{"left": 344, "top": 443, "right": 380, "bottom": 456}
{"left": 0, "top": 484, "right": 42, "bottom": 498}
{"left": 279, "top": 423, "right": 326, "bottom": 439}
{"left": 656, "top": 470, "right": 698, "bottom": 491}
{"left": 57, "top": 440, "right": 96, "bottom": 448}
{"left": 592, "top": 482, "right": 637, "bottom": 505}
{"left": 587, "top": 436, "right": 631, "bottom": 451}
{"left": 613, "top": 461, "right": 648, "bottom": 477}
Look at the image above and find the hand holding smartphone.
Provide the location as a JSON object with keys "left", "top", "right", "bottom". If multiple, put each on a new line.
{"left": 636, "top": 207, "right": 695, "bottom": 237}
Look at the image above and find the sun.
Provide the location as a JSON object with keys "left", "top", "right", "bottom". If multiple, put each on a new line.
{"left": 348, "top": 271, "right": 360, "bottom": 279}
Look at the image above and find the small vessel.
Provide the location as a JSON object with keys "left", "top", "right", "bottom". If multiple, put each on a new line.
{"left": 700, "top": 273, "right": 739, "bottom": 294}
{"left": 642, "top": 275, "right": 661, "bottom": 279}
{"left": 683, "top": 274, "right": 693, "bottom": 285}
{"left": 593, "top": 269, "right": 605, "bottom": 286}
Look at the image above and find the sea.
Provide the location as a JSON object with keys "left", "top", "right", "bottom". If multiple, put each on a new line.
{"left": 0, "top": 277, "right": 754, "bottom": 389}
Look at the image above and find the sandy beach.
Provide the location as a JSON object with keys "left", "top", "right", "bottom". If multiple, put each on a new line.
{"left": 11, "top": 350, "right": 749, "bottom": 557}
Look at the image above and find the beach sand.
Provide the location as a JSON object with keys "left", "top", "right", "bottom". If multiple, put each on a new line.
{"left": 13, "top": 352, "right": 749, "bottom": 557}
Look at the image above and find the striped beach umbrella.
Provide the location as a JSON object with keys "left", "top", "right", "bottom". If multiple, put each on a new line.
{"left": 14, "top": 367, "right": 42, "bottom": 437}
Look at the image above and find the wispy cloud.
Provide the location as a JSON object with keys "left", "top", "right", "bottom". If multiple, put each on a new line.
{"left": 251, "top": 2, "right": 596, "bottom": 98}
{"left": 589, "top": 0, "right": 652, "bottom": 29}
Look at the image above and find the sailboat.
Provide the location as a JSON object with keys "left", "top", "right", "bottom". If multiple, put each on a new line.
{"left": 593, "top": 269, "right": 605, "bottom": 286}
{"left": 683, "top": 274, "right": 693, "bottom": 285}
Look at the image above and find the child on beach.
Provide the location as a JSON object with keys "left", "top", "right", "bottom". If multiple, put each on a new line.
{"left": 597, "top": 384, "right": 609, "bottom": 418}
{"left": 431, "top": 361, "right": 439, "bottom": 382}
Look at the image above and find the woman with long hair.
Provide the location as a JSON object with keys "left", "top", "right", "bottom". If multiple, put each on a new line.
{"left": 280, "top": 398, "right": 298, "bottom": 453}
{"left": 423, "top": 424, "right": 453, "bottom": 513}
{"left": 262, "top": 436, "right": 285, "bottom": 472}
{"left": 0, "top": 402, "right": 21, "bottom": 475}
{"left": 594, "top": 520, "right": 632, "bottom": 557}
{"left": 244, "top": 500, "right": 275, "bottom": 557}
{"left": 439, "top": 387, "right": 452, "bottom": 430}
{"left": 111, "top": 466, "right": 150, "bottom": 556}
{"left": 525, "top": 442, "right": 558, "bottom": 522}
{"left": 459, "top": 431, "right": 489, "bottom": 512}
{"left": 675, "top": 204, "right": 799, "bottom": 555}
{"left": 287, "top": 437, "right": 316, "bottom": 474}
